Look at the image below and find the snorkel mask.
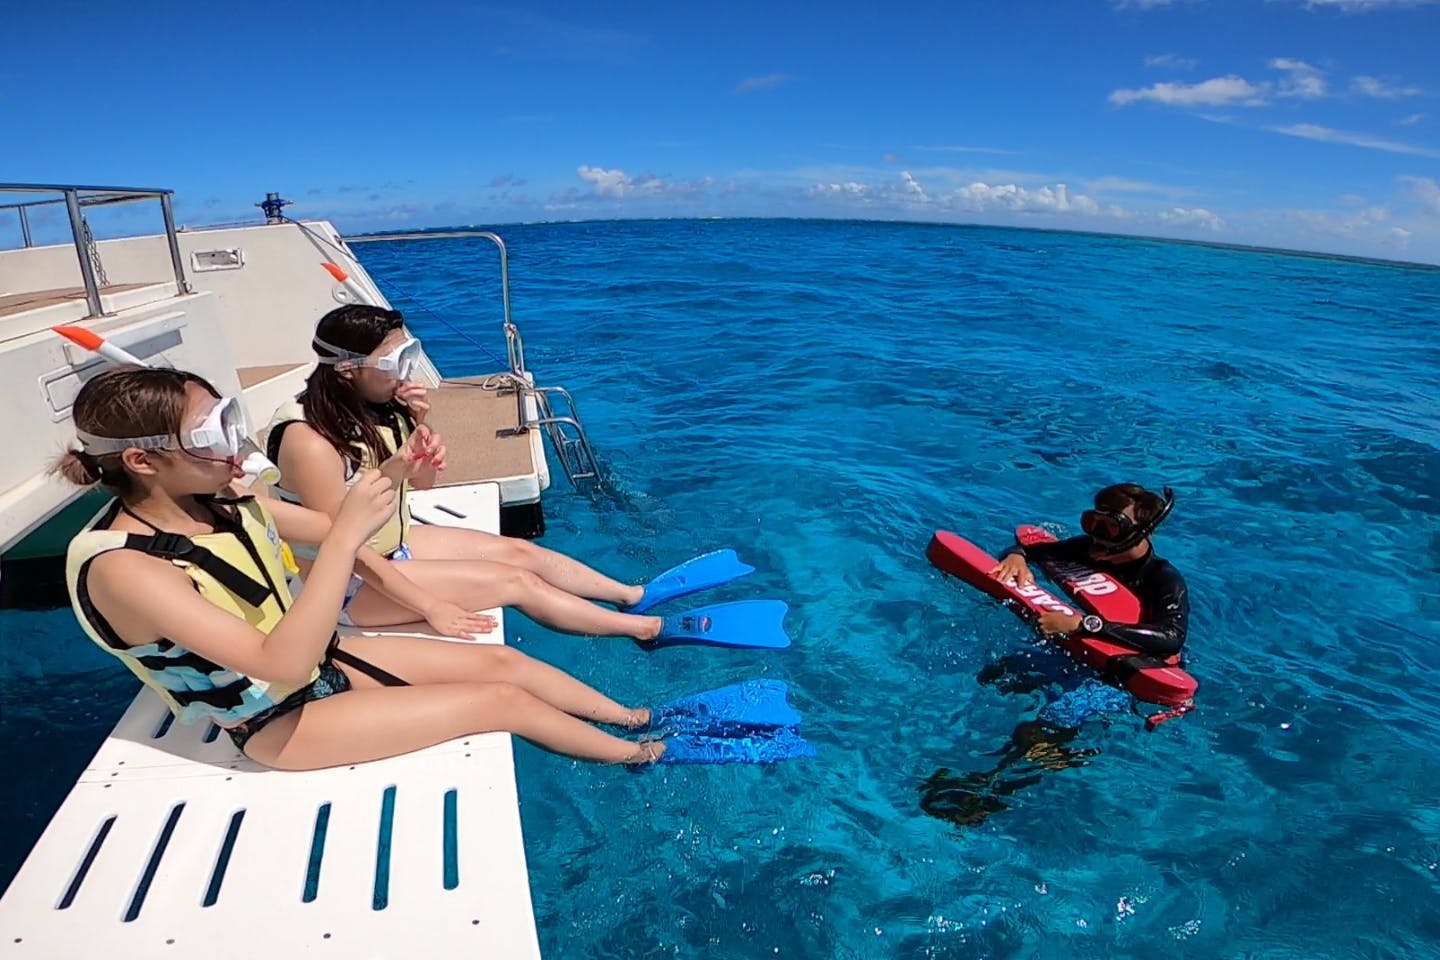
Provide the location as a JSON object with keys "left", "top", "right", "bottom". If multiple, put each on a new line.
{"left": 76, "top": 396, "right": 280, "bottom": 484}
{"left": 313, "top": 334, "right": 421, "bottom": 381}
{"left": 77, "top": 395, "right": 248, "bottom": 459}
{"left": 1080, "top": 486, "right": 1175, "bottom": 553}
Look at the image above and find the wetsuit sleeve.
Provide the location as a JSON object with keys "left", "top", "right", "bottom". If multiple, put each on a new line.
{"left": 1094, "top": 561, "right": 1189, "bottom": 657}
{"left": 1000, "top": 536, "right": 1093, "bottom": 563}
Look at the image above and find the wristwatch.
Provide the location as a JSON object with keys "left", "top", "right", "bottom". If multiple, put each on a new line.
{"left": 1080, "top": 614, "right": 1104, "bottom": 634}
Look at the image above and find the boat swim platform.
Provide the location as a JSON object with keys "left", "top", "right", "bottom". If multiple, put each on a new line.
{"left": 0, "top": 483, "right": 542, "bottom": 960}
{"left": 426, "top": 377, "right": 545, "bottom": 504}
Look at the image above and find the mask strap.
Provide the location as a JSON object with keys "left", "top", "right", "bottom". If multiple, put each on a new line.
{"left": 312, "top": 334, "right": 370, "bottom": 365}
{"left": 1107, "top": 488, "right": 1176, "bottom": 550}
{"left": 75, "top": 430, "right": 176, "bottom": 455}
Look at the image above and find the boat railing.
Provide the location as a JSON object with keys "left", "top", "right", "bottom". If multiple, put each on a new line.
{"left": 339, "top": 230, "right": 605, "bottom": 490}
{"left": 0, "top": 182, "right": 192, "bottom": 317}
{"left": 339, "top": 230, "right": 525, "bottom": 377}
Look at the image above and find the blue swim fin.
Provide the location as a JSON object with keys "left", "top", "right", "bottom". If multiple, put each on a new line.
{"left": 643, "top": 600, "right": 791, "bottom": 650}
{"left": 647, "top": 679, "right": 802, "bottom": 735}
{"left": 622, "top": 549, "right": 756, "bottom": 614}
{"left": 654, "top": 726, "right": 817, "bottom": 765}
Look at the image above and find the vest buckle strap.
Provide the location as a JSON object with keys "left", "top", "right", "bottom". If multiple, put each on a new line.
{"left": 134, "top": 531, "right": 195, "bottom": 560}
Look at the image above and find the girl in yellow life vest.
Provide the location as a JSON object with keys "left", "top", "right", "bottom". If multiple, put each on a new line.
{"left": 267, "top": 305, "right": 743, "bottom": 646}
{"left": 55, "top": 366, "right": 694, "bottom": 768}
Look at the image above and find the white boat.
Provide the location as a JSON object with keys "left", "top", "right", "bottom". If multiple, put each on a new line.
{"left": 0, "top": 183, "right": 600, "bottom": 958}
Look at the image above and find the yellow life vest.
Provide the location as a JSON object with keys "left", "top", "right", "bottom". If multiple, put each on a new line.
{"left": 263, "top": 396, "right": 412, "bottom": 558}
{"left": 65, "top": 496, "right": 318, "bottom": 727}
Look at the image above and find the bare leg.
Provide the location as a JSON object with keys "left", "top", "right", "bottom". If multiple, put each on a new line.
{"left": 343, "top": 558, "right": 663, "bottom": 640}
{"left": 241, "top": 682, "right": 665, "bottom": 770}
{"left": 334, "top": 633, "right": 651, "bottom": 726}
{"left": 406, "top": 525, "right": 643, "bottom": 606}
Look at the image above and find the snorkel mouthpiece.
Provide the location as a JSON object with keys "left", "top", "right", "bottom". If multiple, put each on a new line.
{"left": 240, "top": 451, "right": 281, "bottom": 486}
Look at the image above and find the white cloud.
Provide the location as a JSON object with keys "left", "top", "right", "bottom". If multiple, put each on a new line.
{"left": 1112, "top": 60, "right": 1430, "bottom": 112}
{"left": 1385, "top": 227, "right": 1414, "bottom": 250}
{"left": 1399, "top": 176, "right": 1440, "bottom": 215}
{"left": 810, "top": 181, "right": 870, "bottom": 199}
{"left": 1087, "top": 176, "right": 1191, "bottom": 196}
{"left": 1293, "top": 0, "right": 1440, "bottom": 9}
{"left": 1399, "top": 113, "right": 1426, "bottom": 126}
{"left": 901, "top": 171, "right": 929, "bottom": 203}
{"left": 809, "top": 173, "right": 1113, "bottom": 218}
{"left": 955, "top": 181, "right": 1102, "bottom": 215}
{"left": 577, "top": 165, "right": 655, "bottom": 197}
{"left": 805, "top": 171, "right": 1247, "bottom": 238}
{"left": 1352, "top": 75, "right": 1423, "bottom": 98}
{"left": 735, "top": 73, "right": 791, "bottom": 94}
{"left": 1110, "top": 75, "right": 1269, "bottom": 106}
{"left": 1280, "top": 205, "right": 1391, "bottom": 239}
{"left": 1144, "top": 53, "right": 1198, "bottom": 69}
{"left": 1270, "top": 58, "right": 1327, "bottom": 98}
{"left": 1159, "top": 207, "right": 1226, "bottom": 231}
{"left": 567, "top": 166, "right": 716, "bottom": 203}
{"left": 1268, "top": 123, "right": 1440, "bottom": 157}
{"left": 1114, "top": 0, "right": 1182, "bottom": 8}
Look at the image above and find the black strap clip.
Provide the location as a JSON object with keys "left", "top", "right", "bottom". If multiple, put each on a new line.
{"left": 133, "top": 531, "right": 195, "bottom": 560}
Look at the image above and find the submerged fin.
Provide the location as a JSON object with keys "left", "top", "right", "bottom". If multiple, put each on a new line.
{"left": 647, "top": 679, "right": 802, "bottom": 735}
{"left": 642, "top": 600, "right": 792, "bottom": 650}
{"left": 622, "top": 548, "right": 757, "bottom": 614}
{"left": 654, "top": 726, "right": 817, "bottom": 765}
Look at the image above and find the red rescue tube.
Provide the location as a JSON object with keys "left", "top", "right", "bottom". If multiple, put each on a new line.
{"left": 926, "top": 530, "right": 1197, "bottom": 711}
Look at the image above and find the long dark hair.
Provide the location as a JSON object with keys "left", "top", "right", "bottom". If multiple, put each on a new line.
{"left": 301, "top": 304, "right": 414, "bottom": 469}
{"left": 53, "top": 367, "right": 222, "bottom": 496}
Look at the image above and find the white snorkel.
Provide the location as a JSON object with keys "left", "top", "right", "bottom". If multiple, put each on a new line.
{"left": 53, "top": 324, "right": 284, "bottom": 486}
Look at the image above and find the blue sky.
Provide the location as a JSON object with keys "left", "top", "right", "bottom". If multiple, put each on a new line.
{"left": 4, "top": 0, "right": 1440, "bottom": 262}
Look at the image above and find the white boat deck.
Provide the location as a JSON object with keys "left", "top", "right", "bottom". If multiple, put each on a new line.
{"left": 0, "top": 483, "right": 541, "bottom": 959}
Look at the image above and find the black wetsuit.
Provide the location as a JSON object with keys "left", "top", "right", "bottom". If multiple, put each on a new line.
{"left": 921, "top": 536, "right": 1191, "bottom": 829}
{"left": 1001, "top": 537, "right": 1190, "bottom": 658}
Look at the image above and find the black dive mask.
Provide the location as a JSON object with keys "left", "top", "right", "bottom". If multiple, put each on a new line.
{"left": 1081, "top": 487, "right": 1175, "bottom": 552}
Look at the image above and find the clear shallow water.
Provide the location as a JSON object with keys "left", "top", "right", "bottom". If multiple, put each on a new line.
{"left": 4, "top": 220, "right": 1440, "bottom": 957}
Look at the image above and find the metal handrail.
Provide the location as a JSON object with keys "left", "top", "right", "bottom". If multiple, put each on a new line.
{"left": 339, "top": 230, "right": 521, "bottom": 375}
{"left": 334, "top": 228, "right": 605, "bottom": 489}
{"left": 0, "top": 182, "right": 192, "bottom": 316}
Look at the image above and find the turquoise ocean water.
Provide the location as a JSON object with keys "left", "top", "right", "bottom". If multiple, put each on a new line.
{"left": 2, "top": 219, "right": 1439, "bottom": 958}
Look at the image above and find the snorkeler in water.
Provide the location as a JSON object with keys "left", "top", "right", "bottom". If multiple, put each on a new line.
{"left": 921, "top": 483, "right": 1190, "bottom": 828}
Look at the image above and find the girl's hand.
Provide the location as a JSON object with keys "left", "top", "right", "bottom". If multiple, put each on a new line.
{"left": 378, "top": 428, "right": 432, "bottom": 486}
{"left": 333, "top": 471, "right": 397, "bottom": 547}
{"left": 424, "top": 601, "right": 498, "bottom": 639}
{"left": 395, "top": 381, "right": 430, "bottom": 423}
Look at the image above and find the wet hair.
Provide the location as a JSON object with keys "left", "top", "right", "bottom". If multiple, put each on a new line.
{"left": 53, "top": 366, "right": 222, "bottom": 496}
{"left": 301, "top": 304, "right": 412, "bottom": 469}
{"left": 1093, "top": 483, "right": 1167, "bottom": 525}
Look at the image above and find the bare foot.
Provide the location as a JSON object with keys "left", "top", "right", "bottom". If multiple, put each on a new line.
{"left": 626, "top": 739, "right": 666, "bottom": 764}
{"left": 621, "top": 707, "right": 651, "bottom": 728}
